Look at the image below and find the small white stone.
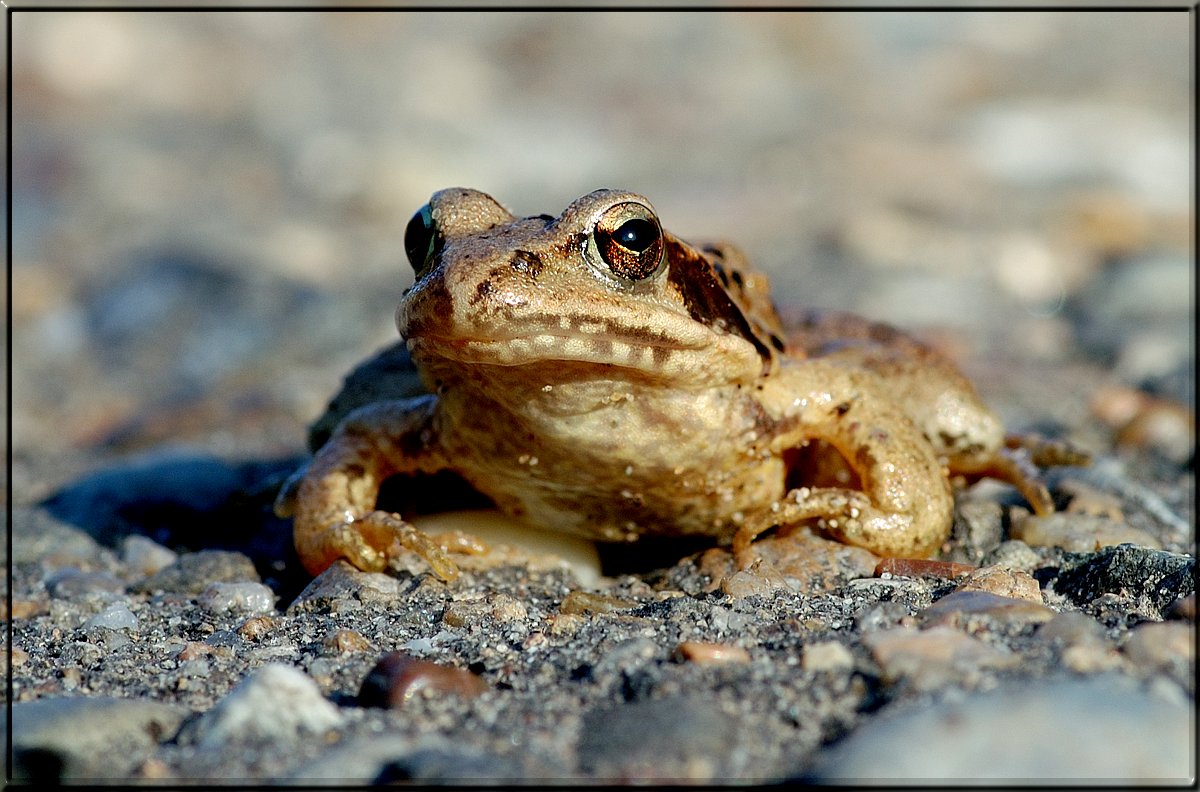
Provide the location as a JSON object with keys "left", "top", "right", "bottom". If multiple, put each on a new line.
{"left": 189, "top": 663, "right": 343, "bottom": 747}
{"left": 84, "top": 601, "right": 139, "bottom": 633}
{"left": 198, "top": 582, "right": 276, "bottom": 615}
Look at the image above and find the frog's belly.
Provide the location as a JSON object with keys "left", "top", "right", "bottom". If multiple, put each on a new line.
{"left": 471, "top": 456, "right": 788, "bottom": 545}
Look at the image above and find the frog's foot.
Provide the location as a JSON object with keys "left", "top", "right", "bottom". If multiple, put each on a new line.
{"left": 296, "top": 509, "right": 459, "bottom": 582}
{"left": 950, "top": 435, "right": 1090, "bottom": 517}
{"left": 1004, "top": 432, "right": 1092, "bottom": 468}
{"left": 733, "top": 483, "right": 948, "bottom": 567}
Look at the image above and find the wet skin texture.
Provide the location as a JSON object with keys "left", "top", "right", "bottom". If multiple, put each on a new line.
{"left": 276, "top": 188, "right": 1082, "bottom": 581}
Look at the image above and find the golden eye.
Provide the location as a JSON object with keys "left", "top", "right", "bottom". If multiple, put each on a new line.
{"left": 403, "top": 203, "right": 439, "bottom": 277}
{"left": 589, "top": 201, "right": 665, "bottom": 282}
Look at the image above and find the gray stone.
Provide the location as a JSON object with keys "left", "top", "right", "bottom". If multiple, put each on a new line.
{"left": 290, "top": 734, "right": 532, "bottom": 783}
{"left": 577, "top": 695, "right": 737, "bottom": 779}
{"left": 808, "top": 673, "right": 1192, "bottom": 782}
{"left": 9, "top": 697, "right": 188, "bottom": 782}
{"left": 10, "top": 506, "right": 111, "bottom": 568}
{"left": 135, "top": 549, "right": 260, "bottom": 595}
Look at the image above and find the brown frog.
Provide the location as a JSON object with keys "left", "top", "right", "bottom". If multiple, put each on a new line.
{"left": 276, "top": 187, "right": 1084, "bottom": 582}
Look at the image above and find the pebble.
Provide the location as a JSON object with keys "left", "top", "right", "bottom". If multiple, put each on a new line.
{"left": 290, "top": 734, "right": 529, "bottom": 783}
{"left": 288, "top": 560, "right": 405, "bottom": 612}
{"left": 978, "top": 539, "right": 1041, "bottom": 571}
{"left": 358, "top": 652, "right": 488, "bottom": 708}
{"left": 1122, "top": 622, "right": 1193, "bottom": 672}
{"left": 1012, "top": 512, "right": 1161, "bottom": 553}
{"left": 135, "top": 550, "right": 260, "bottom": 595}
{"left": 558, "top": 590, "right": 635, "bottom": 615}
{"left": 717, "top": 539, "right": 878, "bottom": 601}
{"left": 11, "top": 506, "right": 113, "bottom": 569}
{"left": 1034, "top": 612, "right": 1125, "bottom": 673}
{"left": 1166, "top": 593, "right": 1195, "bottom": 621}
{"left": 46, "top": 567, "right": 126, "bottom": 599}
{"left": 919, "top": 590, "right": 1055, "bottom": 628}
{"left": 875, "top": 557, "right": 976, "bottom": 579}
{"left": 121, "top": 534, "right": 179, "bottom": 577}
{"left": 83, "top": 600, "right": 140, "bottom": 632}
{"left": 10, "top": 697, "right": 188, "bottom": 782}
{"left": 673, "top": 641, "right": 751, "bottom": 665}
{"left": 1035, "top": 611, "right": 1109, "bottom": 648}
{"left": 801, "top": 641, "right": 855, "bottom": 673}
{"left": 322, "top": 628, "right": 372, "bottom": 654}
{"left": 236, "top": 615, "right": 279, "bottom": 641}
{"left": 576, "top": 695, "right": 736, "bottom": 780}
{"left": 951, "top": 499, "right": 1005, "bottom": 560}
{"left": 442, "top": 592, "right": 528, "bottom": 626}
{"left": 197, "top": 581, "right": 276, "bottom": 615}
{"left": 954, "top": 564, "right": 1042, "bottom": 602}
{"left": 179, "top": 663, "right": 343, "bottom": 747}
{"left": 808, "top": 673, "right": 1193, "bottom": 781}
{"left": 863, "top": 625, "right": 1018, "bottom": 690}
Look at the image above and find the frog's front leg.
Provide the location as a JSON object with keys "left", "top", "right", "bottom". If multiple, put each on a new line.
{"left": 735, "top": 362, "right": 954, "bottom": 562}
{"left": 274, "top": 396, "right": 459, "bottom": 581}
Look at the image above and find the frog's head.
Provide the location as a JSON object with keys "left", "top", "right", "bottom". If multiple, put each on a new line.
{"left": 397, "top": 188, "right": 780, "bottom": 387}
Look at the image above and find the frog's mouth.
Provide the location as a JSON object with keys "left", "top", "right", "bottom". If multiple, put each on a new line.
{"left": 408, "top": 332, "right": 694, "bottom": 369}
{"left": 405, "top": 328, "right": 754, "bottom": 383}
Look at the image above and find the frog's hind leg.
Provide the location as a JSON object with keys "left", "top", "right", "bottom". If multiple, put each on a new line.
{"left": 947, "top": 433, "right": 1091, "bottom": 517}
{"left": 735, "top": 365, "right": 956, "bottom": 565}
{"left": 276, "top": 397, "right": 459, "bottom": 581}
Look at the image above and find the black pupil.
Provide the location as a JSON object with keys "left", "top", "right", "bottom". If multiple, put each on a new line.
{"left": 404, "top": 205, "right": 435, "bottom": 271}
{"left": 614, "top": 218, "right": 658, "bottom": 252}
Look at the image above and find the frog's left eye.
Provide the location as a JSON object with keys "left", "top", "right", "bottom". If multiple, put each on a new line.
{"left": 404, "top": 203, "right": 440, "bottom": 277}
{"left": 588, "top": 201, "right": 665, "bottom": 282}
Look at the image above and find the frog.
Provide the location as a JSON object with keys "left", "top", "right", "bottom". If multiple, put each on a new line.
{"left": 275, "top": 187, "right": 1085, "bottom": 582}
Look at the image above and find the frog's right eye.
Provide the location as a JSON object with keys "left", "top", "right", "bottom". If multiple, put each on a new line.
{"left": 404, "top": 203, "right": 440, "bottom": 276}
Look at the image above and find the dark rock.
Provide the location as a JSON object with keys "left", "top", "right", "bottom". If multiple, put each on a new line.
{"left": 1051, "top": 544, "right": 1195, "bottom": 616}
{"left": 40, "top": 448, "right": 305, "bottom": 597}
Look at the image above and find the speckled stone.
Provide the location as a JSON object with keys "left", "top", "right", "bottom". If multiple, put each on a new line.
{"left": 1052, "top": 544, "right": 1195, "bottom": 616}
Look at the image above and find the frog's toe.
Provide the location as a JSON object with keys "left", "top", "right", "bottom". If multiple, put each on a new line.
{"left": 356, "top": 511, "right": 460, "bottom": 582}
{"left": 297, "top": 511, "right": 460, "bottom": 582}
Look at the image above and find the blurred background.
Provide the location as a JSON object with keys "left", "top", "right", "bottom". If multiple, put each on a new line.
{"left": 9, "top": 10, "right": 1193, "bottom": 497}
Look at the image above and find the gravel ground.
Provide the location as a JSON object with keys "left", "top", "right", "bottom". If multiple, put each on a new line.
{"left": 7, "top": 10, "right": 1194, "bottom": 784}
